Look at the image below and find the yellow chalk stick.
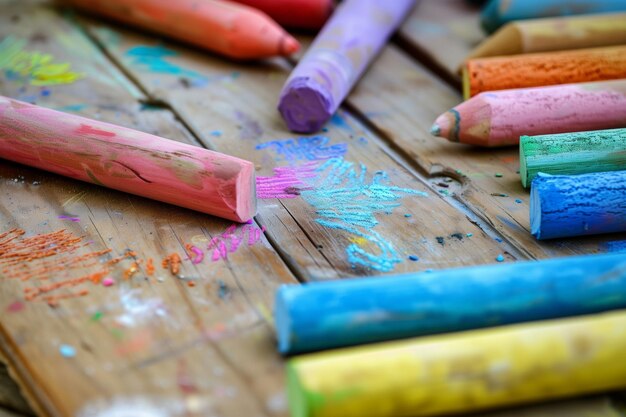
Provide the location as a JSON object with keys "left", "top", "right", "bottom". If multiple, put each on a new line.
{"left": 287, "top": 310, "right": 626, "bottom": 417}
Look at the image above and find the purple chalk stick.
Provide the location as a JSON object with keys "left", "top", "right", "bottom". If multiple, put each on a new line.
{"left": 278, "top": 0, "right": 416, "bottom": 133}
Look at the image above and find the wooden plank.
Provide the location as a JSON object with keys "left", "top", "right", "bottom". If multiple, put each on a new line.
{"left": 398, "top": 0, "right": 484, "bottom": 85}
{"left": 0, "top": 3, "right": 296, "bottom": 417}
{"left": 83, "top": 16, "right": 520, "bottom": 280}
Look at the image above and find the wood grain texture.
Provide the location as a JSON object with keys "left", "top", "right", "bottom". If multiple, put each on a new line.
{"left": 397, "top": 0, "right": 484, "bottom": 84}
{"left": 0, "top": 3, "right": 296, "bottom": 417}
{"left": 84, "top": 15, "right": 516, "bottom": 279}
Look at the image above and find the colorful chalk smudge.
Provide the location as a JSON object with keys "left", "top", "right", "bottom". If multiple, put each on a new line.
{"left": 256, "top": 163, "right": 317, "bottom": 199}
{"left": 208, "top": 223, "right": 266, "bottom": 261}
{"left": 255, "top": 136, "right": 347, "bottom": 163}
{"left": 0, "top": 36, "right": 83, "bottom": 86}
{"left": 299, "top": 158, "right": 427, "bottom": 272}
{"left": 124, "top": 45, "right": 208, "bottom": 86}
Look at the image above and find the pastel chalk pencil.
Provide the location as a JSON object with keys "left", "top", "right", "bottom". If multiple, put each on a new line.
{"left": 275, "top": 253, "right": 626, "bottom": 354}
{"left": 463, "top": 45, "right": 626, "bottom": 99}
{"left": 0, "top": 96, "right": 256, "bottom": 222}
{"left": 466, "top": 13, "right": 626, "bottom": 62}
{"left": 64, "top": 0, "right": 300, "bottom": 60}
{"left": 530, "top": 171, "right": 626, "bottom": 240}
{"left": 430, "top": 79, "right": 626, "bottom": 147}
{"left": 520, "top": 128, "right": 626, "bottom": 188}
{"left": 231, "top": 0, "right": 333, "bottom": 29}
{"left": 287, "top": 310, "right": 626, "bottom": 417}
{"left": 278, "top": 0, "right": 416, "bottom": 133}
{"left": 480, "top": 0, "right": 626, "bottom": 33}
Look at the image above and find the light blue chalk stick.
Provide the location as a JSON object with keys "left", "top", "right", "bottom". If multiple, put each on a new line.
{"left": 531, "top": 171, "right": 626, "bottom": 240}
{"left": 274, "top": 253, "right": 626, "bottom": 354}
{"left": 481, "top": 0, "right": 626, "bottom": 33}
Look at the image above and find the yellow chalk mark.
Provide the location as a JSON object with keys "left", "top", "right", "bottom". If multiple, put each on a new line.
{"left": 348, "top": 236, "right": 368, "bottom": 246}
{"left": 0, "top": 36, "right": 83, "bottom": 86}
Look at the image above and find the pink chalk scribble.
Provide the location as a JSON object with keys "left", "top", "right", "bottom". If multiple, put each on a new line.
{"left": 58, "top": 215, "right": 80, "bottom": 222}
{"left": 189, "top": 246, "right": 204, "bottom": 264}
{"left": 256, "top": 163, "right": 317, "bottom": 199}
{"left": 208, "top": 223, "right": 267, "bottom": 261}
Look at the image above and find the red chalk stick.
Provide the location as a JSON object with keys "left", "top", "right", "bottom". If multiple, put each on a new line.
{"left": 65, "top": 0, "right": 300, "bottom": 60}
{"left": 0, "top": 96, "right": 256, "bottom": 222}
{"left": 232, "top": 0, "right": 333, "bottom": 29}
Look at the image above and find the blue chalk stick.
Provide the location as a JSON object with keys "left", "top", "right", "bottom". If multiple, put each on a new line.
{"left": 274, "top": 253, "right": 626, "bottom": 354}
{"left": 481, "top": 0, "right": 626, "bottom": 33}
{"left": 530, "top": 171, "right": 626, "bottom": 240}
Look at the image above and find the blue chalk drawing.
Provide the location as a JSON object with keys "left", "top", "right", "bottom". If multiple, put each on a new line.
{"left": 125, "top": 45, "right": 208, "bottom": 86}
{"left": 300, "top": 158, "right": 427, "bottom": 272}
{"left": 329, "top": 112, "right": 352, "bottom": 131}
{"left": 255, "top": 136, "right": 347, "bottom": 163}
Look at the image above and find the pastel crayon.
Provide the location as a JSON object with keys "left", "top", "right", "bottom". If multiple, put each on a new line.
{"left": 232, "top": 0, "right": 333, "bottom": 29}
{"left": 467, "top": 13, "right": 626, "bottom": 62}
{"left": 278, "top": 0, "right": 416, "bottom": 133}
{"left": 463, "top": 45, "right": 626, "bottom": 99}
{"left": 275, "top": 253, "right": 626, "bottom": 354}
{"left": 65, "top": 0, "right": 300, "bottom": 60}
{"left": 520, "top": 128, "right": 626, "bottom": 188}
{"left": 481, "top": 0, "right": 626, "bottom": 33}
{"left": 530, "top": 171, "right": 626, "bottom": 240}
{"left": 430, "top": 79, "right": 626, "bottom": 147}
{"left": 0, "top": 96, "right": 256, "bottom": 222}
{"left": 287, "top": 310, "right": 626, "bottom": 417}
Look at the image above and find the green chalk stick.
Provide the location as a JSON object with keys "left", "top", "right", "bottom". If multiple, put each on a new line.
{"left": 520, "top": 128, "right": 626, "bottom": 188}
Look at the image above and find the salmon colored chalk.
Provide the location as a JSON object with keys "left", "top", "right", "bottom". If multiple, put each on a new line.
{"left": 463, "top": 45, "right": 626, "bottom": 98}
{"left": 65, "top": 0, "right": 300, "bottom": 60}
{"left": 0, "top": 96, "right": 257, "bottom": 222}
{"left": 431, "top": 79, "right": 626, "bottom": 147}
{"left": 232, "top": 0, "right": 333, "bottom": 29}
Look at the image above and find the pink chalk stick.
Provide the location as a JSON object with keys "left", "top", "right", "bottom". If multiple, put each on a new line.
{"left": 0, "top": 96, "right": 256, "bottom": 222}
{"left": 431, "top": 79, "right": 626, "bottom": 147}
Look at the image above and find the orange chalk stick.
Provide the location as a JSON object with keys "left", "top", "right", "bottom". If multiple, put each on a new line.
{"left": 232, "top": 0, "right": 333, "bottom": 29}
{"left": 463, "top": 45, "right": 626, "bottom": 99}
{"left": 65, "top": 0, "right": 300, "bottom": 60}
{"left": 0, "top": 96, "right": 256, "bottom": 222}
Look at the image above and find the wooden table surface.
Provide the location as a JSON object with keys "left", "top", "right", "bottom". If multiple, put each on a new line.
{"left": 1, "top": 1, "right": 625, "bottom": 416}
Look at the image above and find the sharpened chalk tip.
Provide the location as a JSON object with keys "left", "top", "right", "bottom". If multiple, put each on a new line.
{"left": 431, "top": 114, "right": 452, "bottom": 140}
{"left": 281, "top": 35, "right": 301, "bottom": 56}
{"left": 430, "top": 124, "right": 441, "bottom": 136}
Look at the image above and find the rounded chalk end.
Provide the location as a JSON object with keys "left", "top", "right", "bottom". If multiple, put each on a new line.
{"left": 430, "top": 123, "right": 441, "bottom": 137}
{"left": 278, "top": 78, "right": 333, "bottom": 133}
{"left": 529, "top": 175, "right": 544, "bottom": 240}
{"left": 281, "top": 35, "right": 301, "bottom": 56}
{"left": 275, "top": 285, "right": 294, "bottom": 355}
